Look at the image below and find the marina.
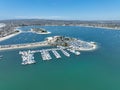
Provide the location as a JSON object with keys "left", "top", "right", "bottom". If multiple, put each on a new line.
{"left": 19, "top": 50, "right": 36, "bottom": 65}
{"left": 19, "top": 47, "right": 80, "bottom": 65}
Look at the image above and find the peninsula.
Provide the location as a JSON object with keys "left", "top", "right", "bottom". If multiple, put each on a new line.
{"left": 18, "top": 36, "right": 96, "bottom": 65}
{"left": 0, "top": 28, "right": 21, "bottom": 42}
{"left": 0, "top": 23, "right": 21, "bottom": 42}
{"left": 0, "top": 36, "right": 96, "bottom": 51}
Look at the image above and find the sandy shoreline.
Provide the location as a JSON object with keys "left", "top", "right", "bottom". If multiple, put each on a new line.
{"left": 0, "top": 28, "right": 22, "bottom": 42}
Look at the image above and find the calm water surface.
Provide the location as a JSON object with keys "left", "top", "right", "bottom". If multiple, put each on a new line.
{"left": 0, "top": 26, "right": 120, "bottom": 90}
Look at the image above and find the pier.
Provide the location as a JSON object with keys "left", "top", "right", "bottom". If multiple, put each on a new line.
{"left": 60, "top": 49, "right": 70, "bottom": 57}
{"left": 40, "top": 50, "right": 52, "bottom": 60}
{"left": 19, "top": 47, "right": 80, "bottom": 65}
{"left": 52, "top": 50, "right": 61, "bottom": 58}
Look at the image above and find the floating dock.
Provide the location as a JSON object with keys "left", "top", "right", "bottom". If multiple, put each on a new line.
{"left": 40, "top": 50, "right": 52, "bottom": 60}
{"left": 19, "top": 50, "right": 36, "bottom": 65}
{"left": 40, "top": 51, "right": 47, "bottom": 60}
{"left": 19, "top": 47, "right": 80, "bottom": 65}
{"left": 52, "top": 50, "right": 61, "bottom": 58}
{"left": 60, "top": 49, "right": 70, "bottom": 57}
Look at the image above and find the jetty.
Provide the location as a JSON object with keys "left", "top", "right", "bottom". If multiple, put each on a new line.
{"left": 0, "top": 41, "right": 48, "bottom": 50}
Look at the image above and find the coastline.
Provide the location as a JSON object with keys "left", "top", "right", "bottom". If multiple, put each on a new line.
{"left": 0, "top": 27, "right": 97, "bottom": 51}
{"left": 78, "top": 25, "right": 120, "bottom": 30}
{"left": 0, "top": 28, "right": 22, "bottom": 42}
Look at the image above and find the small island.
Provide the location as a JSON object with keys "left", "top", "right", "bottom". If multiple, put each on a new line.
{"left": 31, "top": 28, "right": 51, "bottom": 34}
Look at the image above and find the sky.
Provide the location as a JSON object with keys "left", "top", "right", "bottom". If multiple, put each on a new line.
{"left": 0, "top": 0, "right": 120, "bottom": 20}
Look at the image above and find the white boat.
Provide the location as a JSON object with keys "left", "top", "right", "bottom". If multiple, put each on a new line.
{"left": 75, "top": 51, "right": 80, "bottom": 55}
{"left": 67, "top": 49, "right": 80, "bottom": 55}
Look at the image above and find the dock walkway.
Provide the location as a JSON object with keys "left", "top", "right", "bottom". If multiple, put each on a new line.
{"left": 19, "top": 47, "right": 80, "bottom": 65}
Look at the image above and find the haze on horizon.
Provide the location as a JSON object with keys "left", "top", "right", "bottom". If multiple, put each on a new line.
{"left": 0, "top": 0, "right": 120, "bottom": 20}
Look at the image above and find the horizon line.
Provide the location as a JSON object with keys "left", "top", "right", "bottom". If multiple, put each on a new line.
{"left": 0, "top": 18, "right": 120, "bottom": 21}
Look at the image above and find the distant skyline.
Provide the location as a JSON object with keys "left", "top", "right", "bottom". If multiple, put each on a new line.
{"left": 0, "top": 0, "right": 120, "bottom": 20}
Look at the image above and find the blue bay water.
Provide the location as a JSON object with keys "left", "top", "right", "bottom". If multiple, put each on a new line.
{"left": 0, "top": 26, "right": 120, "bottom": 90}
